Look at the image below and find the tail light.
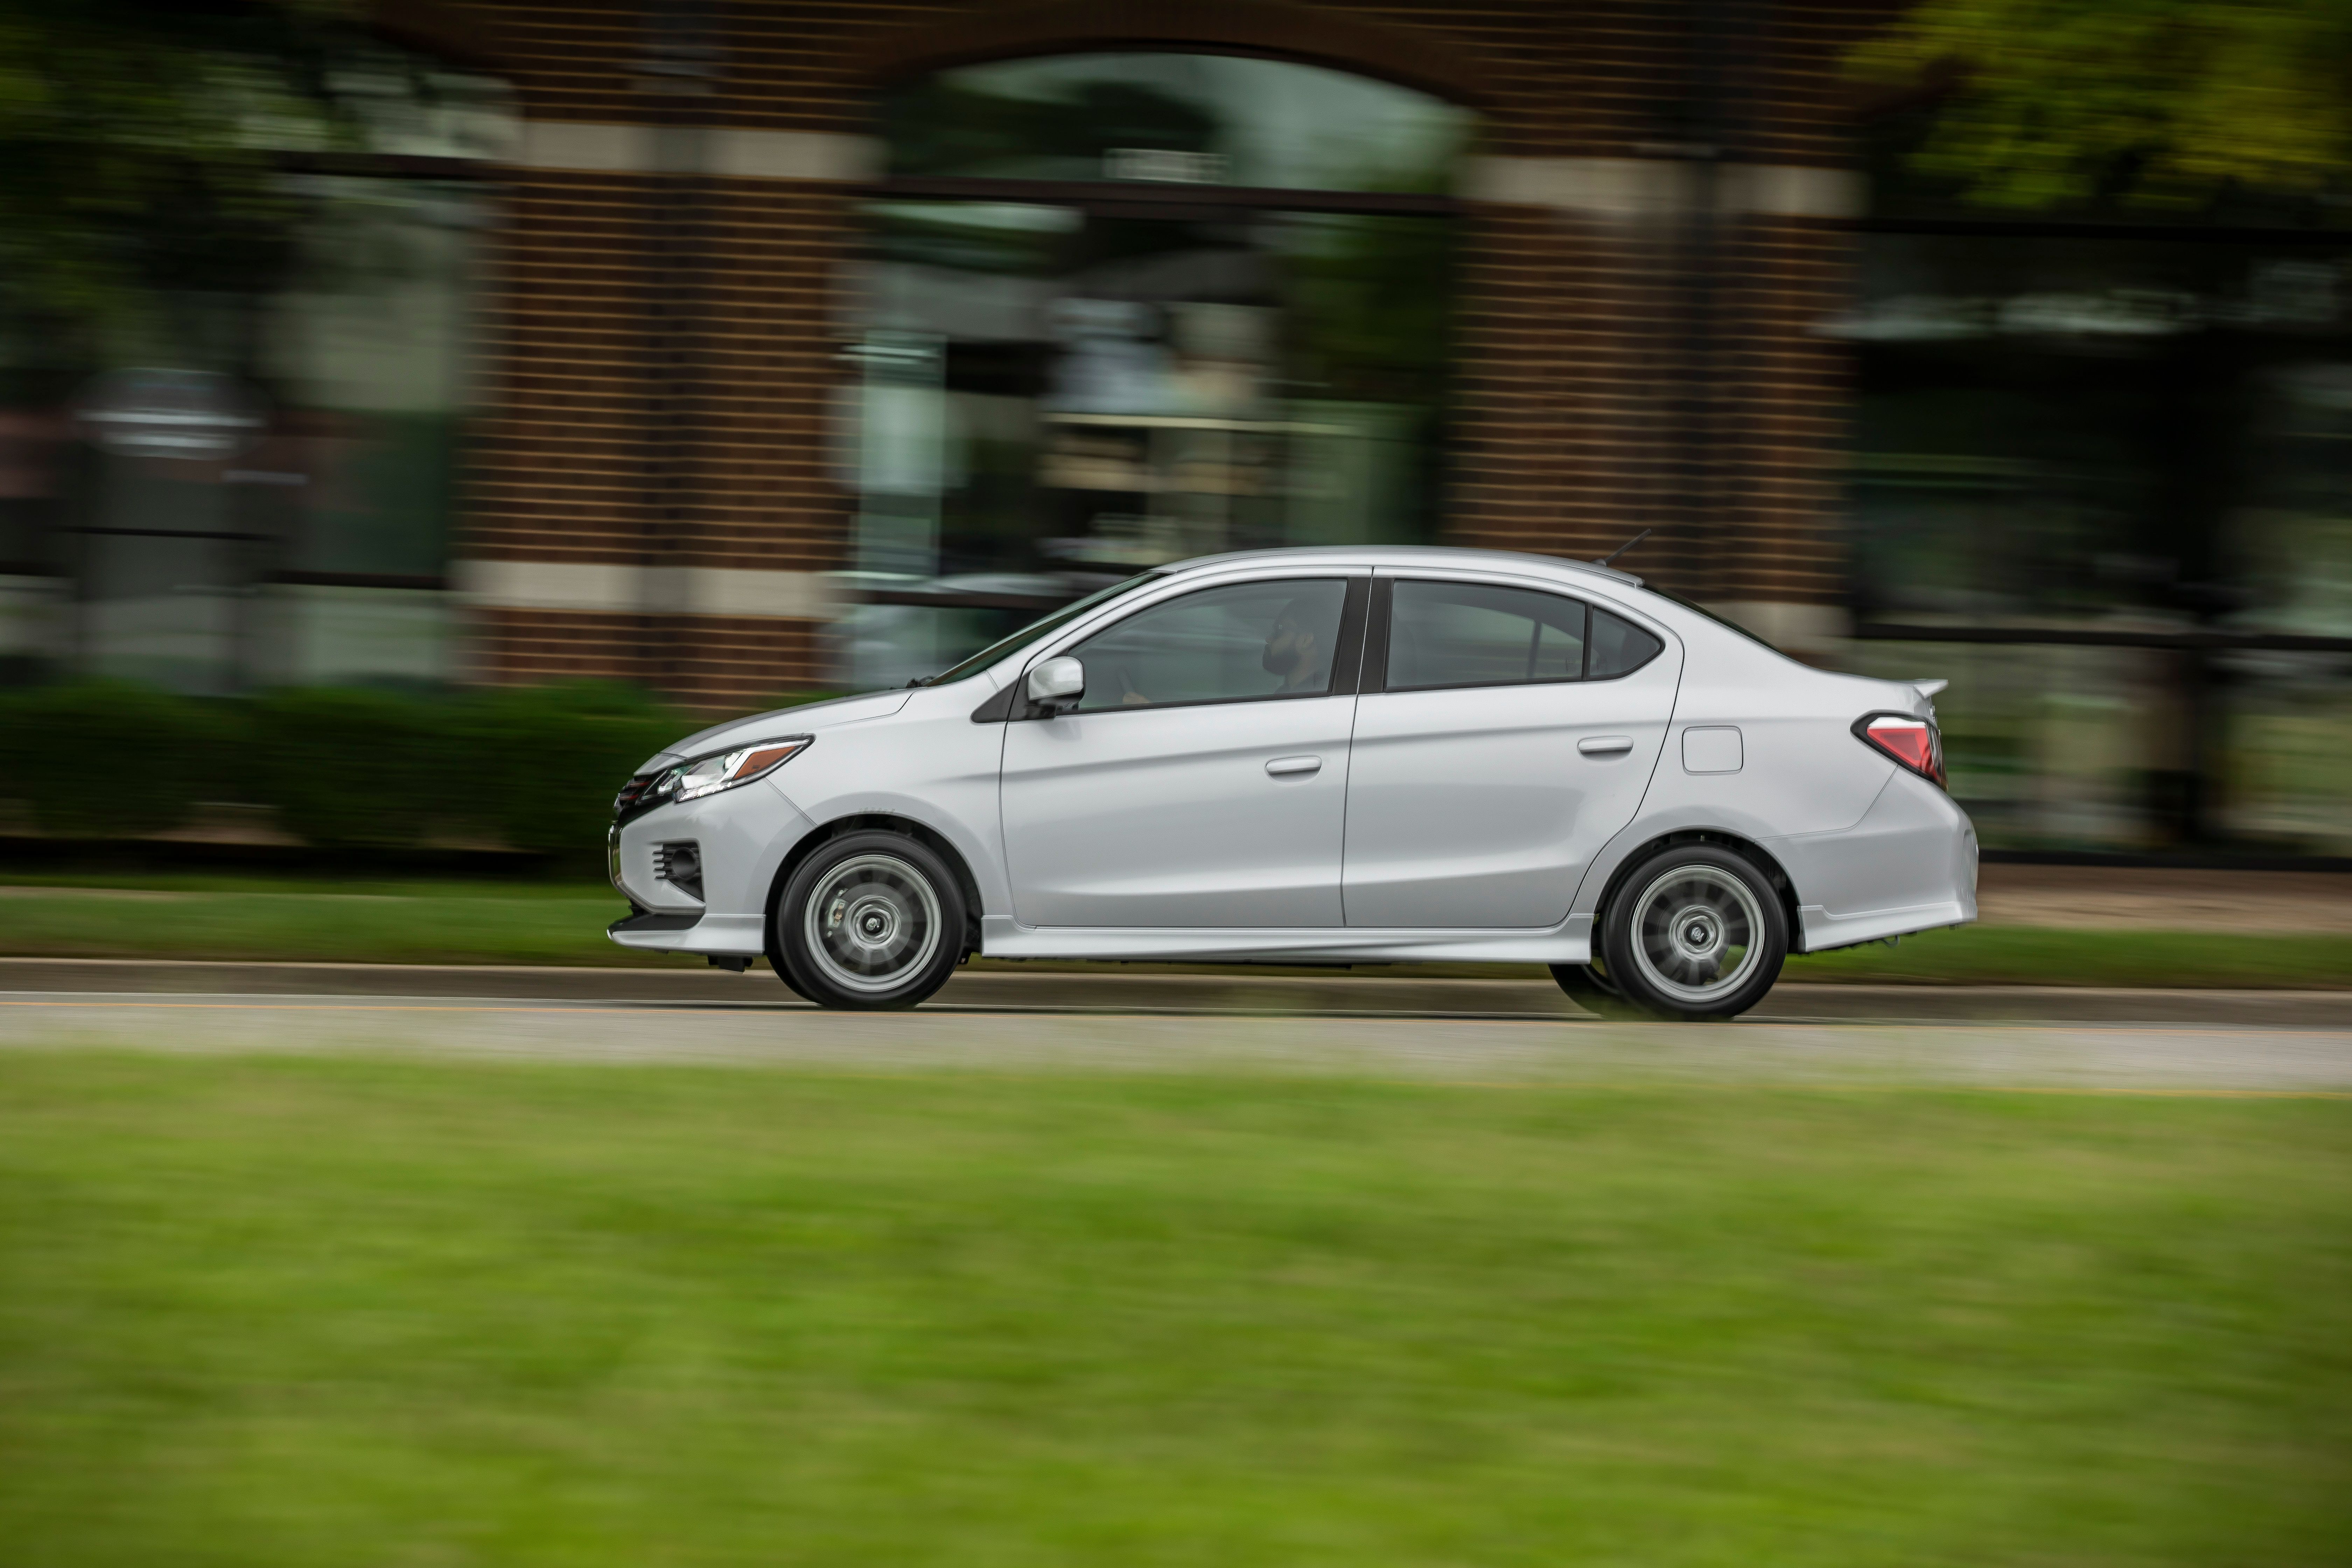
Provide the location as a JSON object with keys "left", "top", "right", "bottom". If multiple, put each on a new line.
{"left": 1854, "top": 712, "right": 1946, "bottom": 789}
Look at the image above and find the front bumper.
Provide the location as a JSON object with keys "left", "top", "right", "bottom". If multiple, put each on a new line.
{"left": 609, "top": 909, "right": 700, "bottom": 936}
{"left": 605, "top": 779, "right": 812, "bottom": 958}
{"left": 608, "top": 905, "right": 768, "bottom": 956}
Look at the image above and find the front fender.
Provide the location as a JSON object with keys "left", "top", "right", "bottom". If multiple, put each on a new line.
{"left": 770, "top": 784, "right": 1012, "bottom": 921}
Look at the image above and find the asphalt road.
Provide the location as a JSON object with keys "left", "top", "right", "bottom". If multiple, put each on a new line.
{"left": 2, "top": 966, "right": 2347, "bottom": 1092}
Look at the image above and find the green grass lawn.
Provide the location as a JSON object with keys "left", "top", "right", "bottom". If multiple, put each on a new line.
{"left": 1779, "top": 923, "right": 2352, "bottom": 988}
{"left": 0, "top": 874, "right": 685, "bottom": 967}
{"left": 0, "top": 1056, "right": 2345, "bottom": 1566}
{"left": 0, "top": 872, "right": 2346, "bottom": 986}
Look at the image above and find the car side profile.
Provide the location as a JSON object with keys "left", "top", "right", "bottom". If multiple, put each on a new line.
{"left": 607, "top": 546, "right": 1976, "bottom": 1018}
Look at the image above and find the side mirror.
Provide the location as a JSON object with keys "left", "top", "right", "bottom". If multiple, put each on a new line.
{"left": 1026, "top": 655, "right": 1085, "bottom": 714}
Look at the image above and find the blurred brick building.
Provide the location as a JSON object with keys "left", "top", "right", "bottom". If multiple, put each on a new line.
{"left": 10, "top": 0, "right": 2343, "bottom": 855}
{"left": 439, "top": 0, "right": 1878, "bottom": 705}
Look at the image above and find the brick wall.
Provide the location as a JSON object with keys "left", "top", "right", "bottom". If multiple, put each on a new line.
{"left": 471, "top": 607, "right": 656, "bottom": 683}
{"left": 656, "top": 612, "right": 828, "bottom": 706}
{"left": 1447, "top": 204, "right": 1685, "bottom": 569}
{"left": 1708, "top": 214, "right": 1851, "bottom": 608}
{"left": 468, "top": 0, "right": 645, "bottom": 121}
{"left": 454, "top": 0, "right": 1888, "bottom": 703}
{"left": 470, "top": 605, "right": 828, "bottom": 703}
{"left": 688, "top": 178, "right": 855, "bottom": 575}
{"left": 468, "top": 168, "right": 655, "bottom": 568}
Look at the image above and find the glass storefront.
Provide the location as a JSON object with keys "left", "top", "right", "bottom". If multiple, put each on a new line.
{"left": 836, "top": 53, "right": 1469, "bottom": 688}
{"left": 0, "top": 42, "right": 502, "bottom": 695}
{"left": 0, "top": 177, "right": 482, "bottom": 694}
{"left": 882, "top": 51, "right": 1469, "bottom": 192}
{"left": 1840, "top": 229, "right": 2352, "bottom": 854}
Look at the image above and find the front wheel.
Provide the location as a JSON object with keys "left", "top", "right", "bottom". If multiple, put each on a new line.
{"left": 1590, "top": 845, "right": 1788, "bottom": 1021}
{"left": 772, "top": 831, "right": 966, "bottom": 1010}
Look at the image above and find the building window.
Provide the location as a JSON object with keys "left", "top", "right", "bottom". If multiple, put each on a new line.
{"left": 0, "top": 34, "right": 504, "bottom": 696}
{"left": 1843, "top": 146, "right": 2352, "bottom": 855}
{"left": 839, "top": 52, "right": 1472, "bottom": 688}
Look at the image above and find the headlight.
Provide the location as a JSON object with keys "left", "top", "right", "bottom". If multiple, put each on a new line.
{"left": 651, "top": 735, "right": 811, "bottom": 808}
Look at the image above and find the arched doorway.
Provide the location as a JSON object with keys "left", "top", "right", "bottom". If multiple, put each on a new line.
{"left": 840, "top": 50, "right": 1474, "bottom": 685}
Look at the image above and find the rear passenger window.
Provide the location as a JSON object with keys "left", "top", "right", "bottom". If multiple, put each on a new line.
{"left": 1386, "top": 581, "right": 1586, "bottom": 691}
{"left": 1588, "top": 608, "right": 1664, "bottom": 678}
{"left": 1382, "top": 581, "right": 1659, "bottom": 690}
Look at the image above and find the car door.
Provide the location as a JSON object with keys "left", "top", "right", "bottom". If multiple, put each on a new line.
{"left": 1000, "top": 573, "right": 1368, "bottom": 927}
{"left": 1342, "top": 572, "right": 1680, "bottom": 927}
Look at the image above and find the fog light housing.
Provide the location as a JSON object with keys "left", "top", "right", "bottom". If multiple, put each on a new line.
{"left": 654, "top": 840, "right": 704, "bottom": 901}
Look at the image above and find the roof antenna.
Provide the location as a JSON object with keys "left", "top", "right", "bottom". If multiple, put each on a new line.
{"left": 1593, "top": 528, "right": 1652, "bottom": 569}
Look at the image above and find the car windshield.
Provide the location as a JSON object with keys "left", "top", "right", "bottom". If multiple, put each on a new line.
{"left": 917, "top": 572, "right": 1166, "bottom": 686}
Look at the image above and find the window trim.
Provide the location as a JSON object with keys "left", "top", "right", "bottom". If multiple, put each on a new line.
{"left": 1366, "top": 575, "right": 1664, "bottom": 694}
{"left": 1017, "top": 573, "right": 1370, "bottom": 720}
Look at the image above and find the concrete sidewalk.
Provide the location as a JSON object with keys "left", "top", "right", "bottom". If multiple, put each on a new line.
{"left": 4, "top": 957, "right": 2348, "bottom": 1026}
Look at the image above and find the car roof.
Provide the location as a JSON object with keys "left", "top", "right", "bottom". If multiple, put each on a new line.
{"left": 1160, "top": 544, "right": 1645, "bottom": 589}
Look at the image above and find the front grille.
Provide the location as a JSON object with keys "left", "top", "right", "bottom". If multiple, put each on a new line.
{"left": 613, "top": 772, "right": 660, "bottom": 820}
{"left": 654, "top": 840, "right": 704, "bottom": 902}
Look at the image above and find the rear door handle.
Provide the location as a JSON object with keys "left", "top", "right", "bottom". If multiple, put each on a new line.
{"left": 1578, "top": 735, "right": 1634, "bottom": 755}
{"left": 1265, "top": 755, "right": 1322, "bottom": 776}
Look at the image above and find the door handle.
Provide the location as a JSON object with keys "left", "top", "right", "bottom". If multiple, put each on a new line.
{"left": 1265, "top": 755, "right": 1322, "bottom": 776}
{"left": 1578, "top": 735, "right": 1635, "bottom": 756}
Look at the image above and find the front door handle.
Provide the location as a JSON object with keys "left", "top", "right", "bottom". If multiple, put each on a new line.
{"left": 1578, "top": 735, "right": 1635, "bottom": 755}
{"left": 1265, "top": 755, "right": 1322, "bottom": 776}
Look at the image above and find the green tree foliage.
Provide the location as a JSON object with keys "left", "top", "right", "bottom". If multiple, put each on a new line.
{"left": 1850, "top": 0, "right": 2352, "bottom": 208}
{"left": 0, "top": 0, "right": 362, "bottom": 347}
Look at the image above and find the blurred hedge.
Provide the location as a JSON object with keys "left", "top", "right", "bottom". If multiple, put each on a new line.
{"left": 0, "top": 681, "right": 247, "bottom": 838}
{"left": 0, "top": 681, "right": 827, "bottom": 868}
{"left": 458, "top": 683, "right": 693, "bottom": 858}
{"left": 252, "top": 687, "right": 453, "bottom": 851}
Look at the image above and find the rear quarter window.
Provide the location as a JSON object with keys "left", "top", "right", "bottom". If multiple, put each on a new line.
{"left": 1588, "top": 608, "right": 1663, "bottom": 679}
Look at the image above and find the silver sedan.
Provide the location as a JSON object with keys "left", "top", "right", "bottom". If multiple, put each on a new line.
{"left": 607, "top": 547, "right": 1976, "bottom": 1019}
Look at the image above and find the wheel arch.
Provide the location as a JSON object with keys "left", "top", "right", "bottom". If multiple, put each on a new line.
{"left": 764, "top": 812, "right": 987, "bottom": 960}
{"left": 1585, "top": 828, "right": 1802, "bottom": 948}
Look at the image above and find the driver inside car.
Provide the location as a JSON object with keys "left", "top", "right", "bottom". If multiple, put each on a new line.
{"left": 1116, "top": 595, "right": 1333, "bottom": 705}
{"left": 1260, "top": 597, "right": 1332, "bottom": 694}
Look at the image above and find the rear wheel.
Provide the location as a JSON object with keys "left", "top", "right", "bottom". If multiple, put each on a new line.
{"left": 1589, "top": 844, "right": 1788, "bottom": 1021}
{"left": 772, "top": 831, "right": 966, "bottom": 1010}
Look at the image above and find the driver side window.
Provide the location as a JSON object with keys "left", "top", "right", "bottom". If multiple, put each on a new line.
{"left": 1066, "top": 579, "right": 1349, "bottom": 712}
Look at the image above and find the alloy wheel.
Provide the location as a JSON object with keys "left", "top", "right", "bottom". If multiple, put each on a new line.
{"left": 1625, "top": 862, "right": 1766, "bottom": 1008}
{"left": 802, "top": 853, "right": 943, "bottom": 994}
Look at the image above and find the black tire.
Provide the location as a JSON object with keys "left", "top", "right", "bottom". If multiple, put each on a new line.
{"left": 1591, "top": 844, "right": 1788, "bottom": 1021}
{"left": 1547, "top": 961, "right": 1651, "bottom": 1021}
{"left": 767, "top": 950, "right": 815, "bottom": 1003}
{"left": 771, "top": 831, "right": 966, "bottom": 1010}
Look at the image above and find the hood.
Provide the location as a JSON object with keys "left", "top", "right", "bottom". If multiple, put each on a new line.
{"left": 636, "top": 689, "right": 913, "bottom": 772}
